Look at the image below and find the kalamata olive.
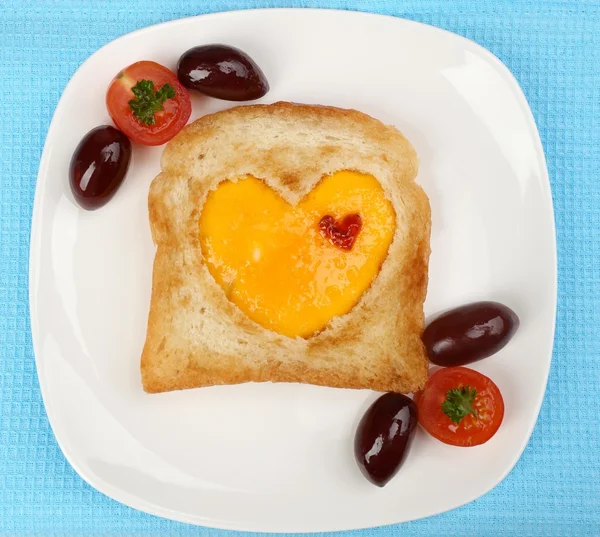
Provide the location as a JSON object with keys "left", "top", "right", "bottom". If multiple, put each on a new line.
{"left": 177, "top": 44, "right": 269, "bottom": 101}
{"left": 69, "top": 125, "right": 131, "bottom": 210}
{"left": 355, "top": 393, "right": 418, "bottom": 487}
{"left": 422, "top": 301, "right": 520, "bottom": 367}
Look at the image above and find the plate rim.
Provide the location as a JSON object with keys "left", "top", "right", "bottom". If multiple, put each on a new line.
{"left": 29, "top": 7, "right": 558, "bottom": 532}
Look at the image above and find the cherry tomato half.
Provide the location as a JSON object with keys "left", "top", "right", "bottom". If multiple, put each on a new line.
{"left": 106, "top": 61, "right": 192, "bottom": 146}
{"left": 416, "top": 367, "right": 504, "bottom": 447}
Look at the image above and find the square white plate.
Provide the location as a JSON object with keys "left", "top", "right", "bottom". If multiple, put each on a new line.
{"left": 30, "top": 8, "right": 556, "bottom": 532}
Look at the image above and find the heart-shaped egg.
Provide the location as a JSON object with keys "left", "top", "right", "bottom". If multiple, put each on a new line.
{"left": 199, "top": 170, "right": 395, "bottom": 338}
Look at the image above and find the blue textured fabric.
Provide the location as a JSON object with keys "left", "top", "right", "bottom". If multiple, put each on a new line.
{"left": 1, "top": 1, "right": 599, "bottom": 535}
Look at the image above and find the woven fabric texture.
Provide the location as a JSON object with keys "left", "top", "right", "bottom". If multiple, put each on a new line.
{"left": 0, "top": 1, "right": 599, "bottom": 535}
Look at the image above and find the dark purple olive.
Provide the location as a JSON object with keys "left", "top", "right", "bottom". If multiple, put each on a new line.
{"left": 69, "top": 126, "right": 131, "bottom": 210}
{"left": 422, "top": 301, "right": 519, "bottom": 367}
{"left": 177, "top": 44, "right": 269, "bottom": 101}
{"left": 355, "top": 393, "right": 418, "bottom": 487}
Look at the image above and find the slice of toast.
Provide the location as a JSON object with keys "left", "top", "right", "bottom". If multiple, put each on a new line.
{"left": 141, "top": 102, "right": 431, "bottom": 394}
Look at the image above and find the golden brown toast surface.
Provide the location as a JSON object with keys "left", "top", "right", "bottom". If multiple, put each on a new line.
{"left": 141, "top": 102, "right": 431, "bottom": 394}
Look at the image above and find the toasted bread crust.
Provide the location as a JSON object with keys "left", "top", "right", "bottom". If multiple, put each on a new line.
{"left": 141, "top": 102, "right": 431, "bottom": 394}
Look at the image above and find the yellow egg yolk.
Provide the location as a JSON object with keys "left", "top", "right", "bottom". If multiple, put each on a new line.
{"left": 199, "top": 170, "right": 396, "bottom": 338}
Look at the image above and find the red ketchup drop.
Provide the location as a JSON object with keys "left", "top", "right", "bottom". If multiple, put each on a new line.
{"left": 318, "top": 214, "right": 362, "bottom": 250}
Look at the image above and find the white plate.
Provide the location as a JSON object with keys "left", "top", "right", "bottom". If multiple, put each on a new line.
{"left": 30, "top": 8, "right": 556, "bottom": 532}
